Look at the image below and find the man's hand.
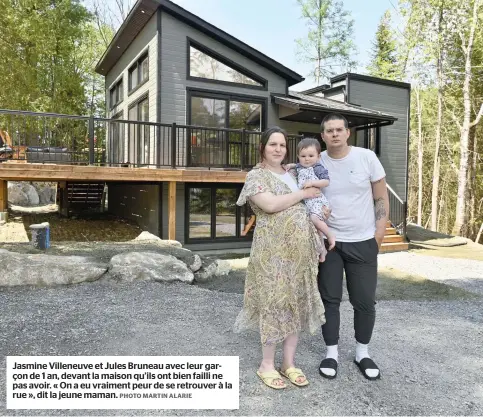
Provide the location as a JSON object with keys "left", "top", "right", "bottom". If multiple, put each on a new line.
{"left": 374, "top": 231, "right": 384, "bottom": 249}
{"left": 326, "top": 233, "right": 336, "bottom": 251}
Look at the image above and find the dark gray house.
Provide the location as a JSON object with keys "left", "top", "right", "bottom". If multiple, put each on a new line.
{"left": 95, "top": 0, "right": 410, "bottom": 252}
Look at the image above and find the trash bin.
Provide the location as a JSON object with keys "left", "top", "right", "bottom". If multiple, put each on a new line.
{"left": 30, "top": 222, "right": 50, "bottom": 250}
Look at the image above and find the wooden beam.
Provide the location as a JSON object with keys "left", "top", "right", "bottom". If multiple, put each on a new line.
{"left": 0, "top": 180, "right": 7, "bottom": 211}
{"left": 168, "top": 181, "right": 176, "bottom": 241}
{"left": 0, "top": 164, "right": 247, "bottom": 183}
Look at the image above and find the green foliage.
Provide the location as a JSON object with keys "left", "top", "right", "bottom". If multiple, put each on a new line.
{"left": 295, "top": 0, "right": 357, "bottom": 84}
{"left": 367, "top": 10, "right": 401, "bottom": 80}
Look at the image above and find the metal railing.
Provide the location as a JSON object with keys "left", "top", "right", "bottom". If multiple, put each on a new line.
{"left": 387, "top": 183, "right": 407, "bottom": 239}
{"left": 0, "top": 109, "right": 302, "bottom": 170}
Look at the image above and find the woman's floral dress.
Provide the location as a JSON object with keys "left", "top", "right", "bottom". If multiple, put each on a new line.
{"left": 234, "top": 167, "right": 326, "bottom": 345}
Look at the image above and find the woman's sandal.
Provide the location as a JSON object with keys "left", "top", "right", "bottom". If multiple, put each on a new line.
{"left": 256, "top": 370, "right": 287, "bottom": 389}
{"left": 279, "top": 367, "right": 309, "bottom": 387}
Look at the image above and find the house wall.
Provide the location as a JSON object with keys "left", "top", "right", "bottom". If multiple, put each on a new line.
{"left": 348, "top": 79, "right": 409, "bottom": 200}
{"left": 324, "top": 91, "right": 345, "bottom": 102}
{"left": 108, "top": 183, "right": 162, "bottom": 235}
{"left": 159, "top": 11, "right": 288, "bottom": 128}
{"left": 105, "top": 13, "right": 159, "bottom": 166}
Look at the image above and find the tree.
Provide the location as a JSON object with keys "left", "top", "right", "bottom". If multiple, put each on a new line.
{"left": 295, "top": 0, "right": 357, "bottom": 84}
{"left": 367, "top": 10, "right": 400, "bottom": 80}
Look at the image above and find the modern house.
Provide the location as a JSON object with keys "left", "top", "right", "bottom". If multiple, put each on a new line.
{"left": 0, "top": 0, "right": 410, "bottom": 253}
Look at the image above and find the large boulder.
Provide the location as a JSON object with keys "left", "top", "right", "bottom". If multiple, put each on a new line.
{"left": 0, "top": 249, "right": 107, "bottom": 286}
{"left": 7, "top": 185, "right": 29, "bottom": 206}
{"left": 132, "top": 231, "right": 182, "bottom": 248}
{"left": 105, "top": 251, "right": 194, "bottom": 283}
{"left": 21, "top": 183, "right": 39, "bottom": 206}
{"left": 194, "top": 259, "right": 231, "bottom": 283}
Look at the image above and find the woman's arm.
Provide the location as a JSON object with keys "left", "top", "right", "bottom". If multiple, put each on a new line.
{"left": 250, "top": 187, "right": 320, "bottom": 214}
{"left": 303, "top": 179, "right": 330, "bottom": 189}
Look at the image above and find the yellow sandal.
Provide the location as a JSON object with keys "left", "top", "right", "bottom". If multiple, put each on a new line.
{"left": 280, "top": 367, "right": 309, "bottom": 387}
{"left": 256, "top": 370, "right": 287, "bottom": 389}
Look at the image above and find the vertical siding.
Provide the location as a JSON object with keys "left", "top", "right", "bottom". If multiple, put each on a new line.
{"left": 105, "top": 14, "right": 159, "bottom": 165}
{"left": 349, "top": 79, "right": 409, "bottom": 200}
{"left": 160, "top": 11, "right": 287, "bottom": 128}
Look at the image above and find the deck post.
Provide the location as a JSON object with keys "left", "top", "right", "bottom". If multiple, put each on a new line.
{"left": 88, "top": 116, "right": 95, "bottom": 165}
{"left": 171, "top": 123, "right": 177, "bottom": 168}
{"left": 168, "top": 181, "right": 176, "bottom": 240}
{"left": 0, "top": 179, "right": 8, "bottom": 212}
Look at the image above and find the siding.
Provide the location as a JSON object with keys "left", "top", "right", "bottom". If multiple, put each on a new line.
{"left": 160, "top": 11, "right": 287, "bottom": 129}
{"left": 349, "top": 79, "right": 409, "bottom": 201}
{"left": 105, "top": 13, "right": 159, "bottom": 165}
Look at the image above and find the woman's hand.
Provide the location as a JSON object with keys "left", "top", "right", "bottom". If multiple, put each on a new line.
{"left": 302, "top": 187, "right": 320, "bottom": 199}
{"left": 303, "top": 181, "right": 314, "bottom": 189}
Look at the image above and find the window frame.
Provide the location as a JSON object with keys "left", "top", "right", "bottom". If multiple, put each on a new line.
{"left": 128, "top": 51, "right": 149, "bottom": 95}
{"left": 363, "top": 126, "right": 381, "bottom": 156}
{"left": 186, "top": 38, "right": 268, "bottom": 91}
{"left": 184, "top": 183, "right": 253, "bottom": 243}
{"left": 127, "top": 93, "right": 150, "bottom": 166}
{"left": 109, "top": 78, "right": 124, "bottom": 110}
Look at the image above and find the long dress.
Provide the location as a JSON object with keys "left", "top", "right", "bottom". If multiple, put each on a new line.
{"left": 234, "top": 167, "right": 326, "bottom": 346}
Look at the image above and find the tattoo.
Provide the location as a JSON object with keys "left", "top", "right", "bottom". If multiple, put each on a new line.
{"left": 375, "top": 197, "right": 387, "bottom": 221}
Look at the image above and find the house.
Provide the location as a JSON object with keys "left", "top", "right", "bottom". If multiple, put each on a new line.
{"left": 0, "top": 0, "right": 410, "bottom": 252}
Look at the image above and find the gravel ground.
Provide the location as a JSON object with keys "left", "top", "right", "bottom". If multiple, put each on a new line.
{"left": 379, "top": 252, "right": 483, "bottom": 295}
{"left": 0, "top": 280, "right": 482, "bottom": 416}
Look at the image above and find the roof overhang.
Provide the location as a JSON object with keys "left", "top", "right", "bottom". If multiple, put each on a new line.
{"left": 95, "top": 0, "right": 305, "bottom": 86}
{"left": 273, "top": 93, "right": 397, "bottom": 128}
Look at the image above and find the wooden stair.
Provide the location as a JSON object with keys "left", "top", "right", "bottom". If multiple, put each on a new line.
{"left": 57, "top": 181, "right": 106, "bottom": 216}
{"left": 380, "top": 221, "right": 409, "bottom": 253}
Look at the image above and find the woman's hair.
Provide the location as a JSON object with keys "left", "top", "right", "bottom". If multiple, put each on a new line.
{"left": 259, "top": 126, "right": 290, "bottom": 165}
{"left": 297, "top": 137, "right": 321, "bottom": 154}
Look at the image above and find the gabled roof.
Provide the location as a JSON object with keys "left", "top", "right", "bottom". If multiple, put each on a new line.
{"left": 273, "top": 91, "right": 397, "bottom": 127}
{"left": 95, "top": 0, "right": 305, "bottom": 86}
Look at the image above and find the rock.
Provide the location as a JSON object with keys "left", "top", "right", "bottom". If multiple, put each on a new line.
{"left": 20, "top": 183, "right": 39, "bottom": 206}
{"left": 0, "top": 249, "right": 107, "bottom": 286}
{"left": 194, "top": 259, "right": 231, "bottom": 282}
{"left": 38, "top": 186, "right": 55, "bottom": 205}
{"left": 7, "top": 186, "right": 29, "bottom": 206}
{"left": 106, "top": 251, "right": 194, "bottom": 283}
{"left": 132, "top": 232, "right": 182, "bottom": 248}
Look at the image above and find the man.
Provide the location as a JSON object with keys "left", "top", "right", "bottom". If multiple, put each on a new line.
{"left": 317, "top": 113, "right": 389, "bottom": 381}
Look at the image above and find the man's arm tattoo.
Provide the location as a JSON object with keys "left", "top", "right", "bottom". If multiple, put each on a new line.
{"left": 375, "top": 197, "right": 387, "bottom": 221}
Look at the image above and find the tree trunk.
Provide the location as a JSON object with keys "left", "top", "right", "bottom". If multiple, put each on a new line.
{"left": 453, "top": 0, "right": 480, "bottom": 236}
{"left": 416, "top": 88, "right": 423, "bottom": 226}
{"left": 466, "top": 126, "right": 476, "bottom": 237}
{"left": 476, "top": 223, "right": 483, "bottom": 244}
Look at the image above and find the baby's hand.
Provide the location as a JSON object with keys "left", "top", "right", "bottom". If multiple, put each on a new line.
{"left": 303, "top": 181, "right": 314, "bottom": 189}
{"left": 283, "top": 163, "right": 296, "bottom": 171}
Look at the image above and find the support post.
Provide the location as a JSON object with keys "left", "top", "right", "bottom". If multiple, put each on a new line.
{"left": 0, "top": 179, "right": 8, "bottom": 211}
{"left": 168, "top": 181, "right": 176, "bottom": 240}
{"left": 88, "top": 116, "right": 95, "bottom": 165}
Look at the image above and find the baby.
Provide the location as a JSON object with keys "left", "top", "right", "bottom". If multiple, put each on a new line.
{"left": 288, "top": 138, "right": 335, "bottom": 262}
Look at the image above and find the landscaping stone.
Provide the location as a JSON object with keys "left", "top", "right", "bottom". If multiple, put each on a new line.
{"left": 105, "top": 251, "right": 194, "bottom": 283}
{"left": 194, "top": 259, "right": 231, "bottom": 282}
{"left": 0, "top": 249, "right": 107, "bottom": 286}
{"left": 132, "top": 231, "right": 182, "bottom": 248}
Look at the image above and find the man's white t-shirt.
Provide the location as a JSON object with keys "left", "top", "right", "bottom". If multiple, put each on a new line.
{"left": 320, "top": 147, "right": 386, "bottom": 242}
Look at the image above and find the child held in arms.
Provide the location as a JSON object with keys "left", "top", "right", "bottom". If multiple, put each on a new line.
{"left": 288, "top": 138, "right": 335, "bottom": 262}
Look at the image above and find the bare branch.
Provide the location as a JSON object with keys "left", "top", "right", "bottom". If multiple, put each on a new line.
{"left": 470, "top": 103, "right": 483, "bottom": 127}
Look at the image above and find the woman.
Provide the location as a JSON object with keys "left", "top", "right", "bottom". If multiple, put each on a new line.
{"left": 235, "top": 126, "right": 326, "bottom": 389}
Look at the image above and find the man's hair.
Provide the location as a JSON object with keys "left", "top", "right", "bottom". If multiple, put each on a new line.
{"left": 297, "top": 137, "right": 321, "bottom": 154}
{"left": 320, "top": 113, "right": 349, "bottom": 131}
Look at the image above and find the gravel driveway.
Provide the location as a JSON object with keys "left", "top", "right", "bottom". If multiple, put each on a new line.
{"left": 0, "top": 279, "right": 482, "bottom": 416}
{"left": 379, "top": 252, "right": 483, "bottom": 295}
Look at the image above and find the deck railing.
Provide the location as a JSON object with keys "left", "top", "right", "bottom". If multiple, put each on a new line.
{"left": 387, "top": 183, "right": 407, "bottom": 239}
{"left": 0, "top": 109, "right": 302, "bottom": 169}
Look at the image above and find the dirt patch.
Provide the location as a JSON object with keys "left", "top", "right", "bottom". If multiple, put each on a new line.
{"left": 1, "top": 208, "right": 143, "bottom": 243}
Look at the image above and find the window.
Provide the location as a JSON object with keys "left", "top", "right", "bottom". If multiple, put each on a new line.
{"left": 364, "top": 127, "right": 381, "bottom": 155}
{"left": 127, "top": 96, "right": 149, "bottom": 165}
{"left": 109, "top": 79, "right": 123, "bottom": 108}
{"left": 189, "top": 42, "right": 265, "bottom": 88}
{"left": 109, "top": 111, "right": 125, "bottom": 165}
{"left": 186, "top": 184, "right": 253, "bottom": 242}
{"left": 128, "top": 53, "right": 149, "bottom": 92}
{"left": 188, "top": 91, "right": 264, "bottom": 167}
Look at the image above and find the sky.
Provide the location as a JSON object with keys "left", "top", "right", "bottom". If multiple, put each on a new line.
{"left": 168, "top": 0, "right": 401, "bottom": 91}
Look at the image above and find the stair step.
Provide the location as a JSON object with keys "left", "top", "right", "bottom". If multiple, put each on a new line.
{"left": 385, "top": 227, "right": 397, "bottom": 235}
{"left": 380, "top": 242, "right": 409, "bottom": 253}
{"left": 383, "top": 234, "right": 404, "bottom": 243}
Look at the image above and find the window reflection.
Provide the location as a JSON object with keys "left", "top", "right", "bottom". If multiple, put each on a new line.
{"left": 189, "top": 188, "right": 212, "bottom": 238}
{"left": 190, "top": 46, "right": 263, "bottom": 87}
{"left": 216, "top": 189, "right": 237, "bottom": 238}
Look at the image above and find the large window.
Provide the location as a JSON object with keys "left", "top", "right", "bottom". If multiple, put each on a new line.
{"left": 186, "top": 184, "right": 253, "bottom": 242}
{"left": 188, "top": 91, "right": 264, "bottom": 167}
{"left": 109, "top": 78, "right": 123, "bottom": 108}
{"left": 128, "top": 96, "right": 149, "bottom": 165}
{"left": 128, "top": 53, "right": 149, "bottom": 92}
{"left": 364, "top": 127, "right": 381, "bottom": 155}
{"left": 188, "top": 41, "right": 265, "bottom": 88}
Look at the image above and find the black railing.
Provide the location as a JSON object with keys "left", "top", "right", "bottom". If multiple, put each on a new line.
{"left": 387, "top": 184, "right": 407, "bottom": 239}
{"left": 0, "top": 109, "right": 302, "bottom": 170}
